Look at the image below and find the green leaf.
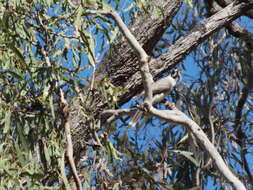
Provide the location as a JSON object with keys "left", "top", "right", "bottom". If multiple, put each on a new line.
{"left": 8, "top": 45, "right": 25, "bottom": 63}
{"left": 14, "top": 141, "right": 26, "bottom": 167}
{"left": 3, "top": 110, "right": 11, "bottom": 134}
{"left": 109, "top": 27, "right": 119, "bottom": 44}
{"left": 83, "top": 28, "right": 96, "bottom": 67}
{"left": 43, "top": 85, "right": 51, "bottom": 101}
{"left": 0, "top": 159, "right": 8, "bottom": 170}
{"left": 44, "top": 0, "right": 53, "bottom": 7}
{"left": 44, "top": 145, "right": 51, "bottom": 165}
{"left": 186, "top": 0, "right": 193, "bottom": 7}
{"left": 59, "top": 152, "right": 72, "bottom": 190}
{"left": 74, "top": 6, "right": 83, "bottom": 32}
{"left": 49, "top": 95, "right": 55, "bottom": 120}
{"left": 107, "top": 141, "right": 121, "bottom": 162}
{"left": 0, "top": 69, "right": 23, "bottom": 81}
{"left": 135, "top": 0, "right": 148, "bottom": 13}
{"left": 170, "top": 150, "right": 200, "bottom": 167}
{"left": 123, "top": 1, "right": 135, "bottom": 12}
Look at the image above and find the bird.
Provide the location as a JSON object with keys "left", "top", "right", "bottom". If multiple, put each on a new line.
{"left": 129, "top": 68, "right": 181, "bottom": 127}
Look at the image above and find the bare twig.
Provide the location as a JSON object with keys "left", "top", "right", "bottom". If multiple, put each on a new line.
{"left": 41, "top": 44, "right": 82, "bottom": 189}
{"left": 59, "top": 89, "right": 82, "bottom": 190}
{"left": 101, "top": 108, "right": 135, "bottom": 123}
{"left": 59, "top": 151, "right": 72, "bottom": 190}
{"left": 41, "top": 49, "right": 51, "bottom": 67}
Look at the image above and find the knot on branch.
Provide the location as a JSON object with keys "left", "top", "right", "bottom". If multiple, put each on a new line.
{"left": 137, "top": 102, "right": 151, "bottom": 113}
{"left": 59, "top": 90, "right": 70, "bottom": 120}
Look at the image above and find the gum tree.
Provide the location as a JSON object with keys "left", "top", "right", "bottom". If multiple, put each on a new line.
{"left": 0, "top": 0, "right": 253, "bottom": 189}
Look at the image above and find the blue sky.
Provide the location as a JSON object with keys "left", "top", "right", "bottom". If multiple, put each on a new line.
{"left": 42, "top": 0, "right": 253, "bottom": 188}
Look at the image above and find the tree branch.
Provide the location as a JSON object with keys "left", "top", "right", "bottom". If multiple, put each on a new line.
{"left": 149, "top": 1, "right": 253, "bottom": 76}
{"left": 41, "top": 44, "right": 82, "bottom": 189}
{"left": 96, "top": 0, "right": 182, "bottom": 86}
{"left": 94, "top": 5, "right": 247, "bottom": 189}
{"left": 114, "top": 1, "right": 253, "bottom": 106}
{"left": 60, "top": 89, "right": 82, "bottom": 190}
{"left": 86, "top": 8, "right": 154, "bottom": 102}
{"left": 147, "top": 104, "right": 246, "bottom": 190}
{"left": 71, "top": 2, "right": 253, "bottom": 187}
{"left": 101, "top": 108, "right": 135, "bottom": 123}
{"left": 205, "top": 0, "right": 253, "bottom": 182}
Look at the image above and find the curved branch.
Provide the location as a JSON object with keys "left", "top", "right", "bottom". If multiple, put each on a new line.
{"left": 113, "top": 1, "right": 253, "bottom": 106}
{"left": 234, "top": 87, "right": 249, "bottom": 133}
{"left": 72, "top": 1, "right": 253, "bottom": 181}
{"left": 147, "top": 104, "right": 246, "bottom": 190}
{"left": 96, "top": 0, "right": 183, "bottom": 86}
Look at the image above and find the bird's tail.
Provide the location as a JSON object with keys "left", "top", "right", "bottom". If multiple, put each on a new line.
{"left": 128, "top": 110, "right": 143, "bottom": 127}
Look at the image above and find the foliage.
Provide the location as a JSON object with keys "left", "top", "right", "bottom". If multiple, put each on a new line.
{"left": 0, "top": 0, "right": 252, "bottom": 189}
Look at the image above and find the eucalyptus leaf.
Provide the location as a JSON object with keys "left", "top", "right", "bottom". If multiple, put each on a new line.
{"left": 3, "top": 110, "right": 11, "bottom": 134}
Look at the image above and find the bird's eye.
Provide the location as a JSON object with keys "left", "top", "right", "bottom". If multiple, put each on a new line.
{"left": 170, "top": 68, "right": 181, "bottom": 81}
{"left": 171, "top": 69, "right": 177, "bottom": 78}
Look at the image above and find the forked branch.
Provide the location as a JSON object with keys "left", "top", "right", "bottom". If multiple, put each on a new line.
{"left": 86, "top": 7, "right": 247, "bottom": 190}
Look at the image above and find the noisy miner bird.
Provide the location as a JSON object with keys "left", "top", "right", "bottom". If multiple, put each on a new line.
{"left": 129, "top": 68, "right": 181, "bottom": 127}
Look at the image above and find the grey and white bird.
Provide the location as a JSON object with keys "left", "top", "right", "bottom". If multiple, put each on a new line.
{"left": 129, "top": 68, "right": 181, "bottom": 127}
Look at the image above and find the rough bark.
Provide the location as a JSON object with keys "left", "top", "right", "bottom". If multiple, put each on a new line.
{"left": 97, "top": 0, "right": 182, "bottom": 83}
{"left": 71, "top": 0, "right": 183, "bottom": 157}
{"left": 112, "top": 1, "right": 253, "bottom": 106}
{"left": 95, "top": 0, "right": 183, "bottom": 105}
{"left": 72, "top": 0, "right": 253, "bottom": 167}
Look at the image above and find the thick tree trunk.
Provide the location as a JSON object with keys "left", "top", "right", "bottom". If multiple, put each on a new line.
{"left": 71, "top": 0, "right": 183, "bottom": 164}
{"left": 71, "top": 0, "right": 253, "bottom": 167}
{"left": 94, "top": 1, "right": 253, "bottom": 109}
